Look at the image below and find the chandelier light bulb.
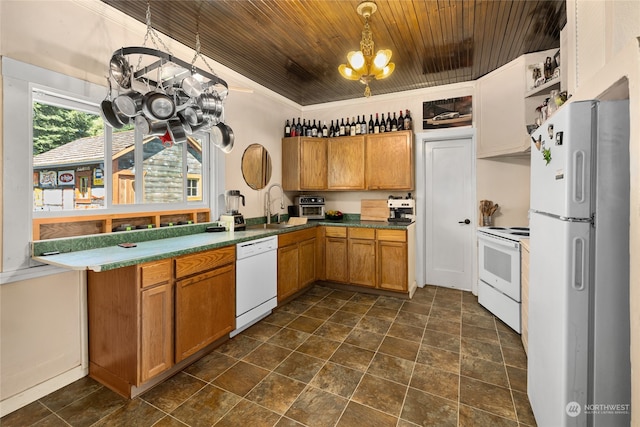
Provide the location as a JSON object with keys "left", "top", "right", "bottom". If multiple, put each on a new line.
{"left": 373, "top": 50, "right": 391, "bottom": 69}
{"left": 348, "top": 51, "right": 366, "bottom": 70}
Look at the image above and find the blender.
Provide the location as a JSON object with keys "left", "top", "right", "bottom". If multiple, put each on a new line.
{"left": 220, "top": 190, "right": 246, "bottom": 230}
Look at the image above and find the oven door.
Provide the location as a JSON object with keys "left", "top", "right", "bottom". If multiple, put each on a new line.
{"left": 299, "top": 204, "right": 325, "bottom": 219}
{"left": 478, "top": 232, "right": 521, "bottom": 301}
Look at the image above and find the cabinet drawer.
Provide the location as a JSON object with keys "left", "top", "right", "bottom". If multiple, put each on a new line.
{"left": 348, "top": 227, "right": 375, "bottom": 240}
{"left": 175, "top": 246, "right": 235, "bottom": 279}
{"left": 140, "top": 260, "right": 171, "bottom": 288}
{"left": 324, "top": 226, "right": 347, "bottom": 238}
{"left": 278, "top": 227, "right": 317, "bottom": 247}
{"left": 376, "top": 229, "right": 406, "bottom": 242}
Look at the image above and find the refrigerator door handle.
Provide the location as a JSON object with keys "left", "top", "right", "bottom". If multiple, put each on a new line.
{"left": 573, "top": 150, "right": 586, "bottom": 204}
{"left": 572, "top": 237, "right": 586, "bottom": 291}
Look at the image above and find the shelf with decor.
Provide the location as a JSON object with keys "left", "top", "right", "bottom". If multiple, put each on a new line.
{"left": 477, "top": 48, "right": 561, "bottom": 158}
{"left": 33, "top": 208, "right": 210, "bottom": 240}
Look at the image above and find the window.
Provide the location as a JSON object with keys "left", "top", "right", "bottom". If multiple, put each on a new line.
{"left": 187, "top": 178, "right": 200, "bottom": 198}
{"left": 32, "top": 94, "right": 110, "bottom": 211}
{"left": 31, "top": 90, "right": 209, "bottom": 211}
{"left": 2, "top": 58, "right": 223, "bottom": 273}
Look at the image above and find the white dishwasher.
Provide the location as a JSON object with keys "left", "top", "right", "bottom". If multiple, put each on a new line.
{"left": 231, "top": 235, "right": 278, "bottom": 337}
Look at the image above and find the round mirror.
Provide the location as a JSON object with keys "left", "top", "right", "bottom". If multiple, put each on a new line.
{"left": 241, "top": 144, "right": 272, "bottom": 190}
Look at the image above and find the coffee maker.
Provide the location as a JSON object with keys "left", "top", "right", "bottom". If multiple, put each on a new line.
{"left": 387, "top": 195, "right": 415, "bottom": 223}
{"left": 220, "top": 190, "right": 246, "bottom": 230}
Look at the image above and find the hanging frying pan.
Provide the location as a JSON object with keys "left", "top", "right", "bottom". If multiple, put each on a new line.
{"left": 142, "top": 91, "right": 176, "bottom": 121}
{"left": 167, "top": 118, "right": 187, "bottom": 144}
{"left": 211, "top": 122, "right": 234, "bottom": 153}
{"left": 135, "top": 115, "right": 167, "bottom": 137}
{"left": 100, "top": 79, "right": 128, "bottom": 129}
{"left": 113, "top": 91, "right": 143, "bottom": 117}
{"left": 109, "top": 54, "right": 132, "bottom": 89}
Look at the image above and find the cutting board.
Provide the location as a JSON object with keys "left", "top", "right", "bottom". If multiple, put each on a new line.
{"left": 287, "top": 217, "right": 308, "bottom": 226}
{"left": 360, "top": 199, "right": 389, "bottom": 222}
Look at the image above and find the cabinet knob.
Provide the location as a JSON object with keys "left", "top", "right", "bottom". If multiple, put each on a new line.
{"left": 458, "top": 219, "right": 471, "bottom": 224}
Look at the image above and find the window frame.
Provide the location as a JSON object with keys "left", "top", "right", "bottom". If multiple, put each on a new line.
{"left": 2, "top": 57, "right": 224, "bottom": 276}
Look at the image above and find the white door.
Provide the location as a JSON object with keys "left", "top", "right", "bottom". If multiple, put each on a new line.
{"left": 423, "top": 135, "right": 475, "bottom": 290}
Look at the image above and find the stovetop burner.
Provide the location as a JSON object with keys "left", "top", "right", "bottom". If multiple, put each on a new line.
{"left": 478, "top": 226, "right": 530, "bottom": 240}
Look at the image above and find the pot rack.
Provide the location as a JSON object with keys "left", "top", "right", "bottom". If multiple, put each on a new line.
{"left": 104, "top": 45, "right": 234, "bottom": 153}
{"left": 115, "top": 46, "right": 228, "bottom": 93}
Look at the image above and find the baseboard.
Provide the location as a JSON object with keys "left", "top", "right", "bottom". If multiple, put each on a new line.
{"left": 0, "top": 366, "right": 88, "bottom": 417}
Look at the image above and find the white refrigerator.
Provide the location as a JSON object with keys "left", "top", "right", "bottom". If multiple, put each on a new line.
{"left": 528, "top": 100, "right": 631, "bottom": 426}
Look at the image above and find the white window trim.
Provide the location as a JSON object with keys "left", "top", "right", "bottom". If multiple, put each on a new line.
{"left": 2, "top": 57, "right": 224, "bottom": 275}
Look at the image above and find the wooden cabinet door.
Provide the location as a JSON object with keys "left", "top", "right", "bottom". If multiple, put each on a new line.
{"left": 328, "top": 136, "right": 365, "bottom": 189}
{"left": 140, "top": 283, "right": 173, "bottom": 383}
{"left": 175, "top": 263, "right": 235, "bottom": 362}
{"left": 300, "top": 138, "right": 327, "bottom": 190}
{"left": 378, "top": 240, "right": 408, "bottom": 291}
{"left": 299, "top": 238, "right": 316, "bottom": 288}
{"left": 348, "top": 239, "right": 376, "bottom": 287}
{"left": 278, "top": 244, "right": 299, "bottom": 302}
{"left": 282, "top": 137, "right": 301, "bottom": 191}
{"left": 325, "top": 237, "right": 348, "bottom": 283}
{"left": 366, "top": 131, "right": 413, "bottom": 190}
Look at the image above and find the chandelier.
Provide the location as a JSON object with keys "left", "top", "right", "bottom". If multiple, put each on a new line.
{"left": 338, "top": 1, "right": 394, "bottom": 97}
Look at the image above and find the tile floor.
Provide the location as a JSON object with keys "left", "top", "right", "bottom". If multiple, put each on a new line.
{"left": 2, "top": 284, "right": 536, "bottom": 427}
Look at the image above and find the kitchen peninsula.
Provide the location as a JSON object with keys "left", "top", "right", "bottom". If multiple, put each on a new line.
{"left": 32, "top": 218, "right": 415, "bottom": 398}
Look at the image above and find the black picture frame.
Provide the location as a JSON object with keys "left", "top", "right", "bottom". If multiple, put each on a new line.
{"left": 554, "top": 49, "right": 561, "bottom": 68}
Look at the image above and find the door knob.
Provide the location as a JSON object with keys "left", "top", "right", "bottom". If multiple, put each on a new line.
{"left": 458, "top": 219, "right": 471, "bottom": 224}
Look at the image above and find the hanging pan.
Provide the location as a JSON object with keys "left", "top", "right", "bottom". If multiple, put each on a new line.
{"left": 109, "top": 53, "right": 132, "bottom": 89}
{"left": 101, "top": 79, "right": 129, "bottom": 129}
{"left": 211, "top": 122, "right": 234, "bottom": 153}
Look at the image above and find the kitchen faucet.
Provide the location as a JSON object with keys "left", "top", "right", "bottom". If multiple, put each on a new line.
{"left": 265, "top": 183, "right": 285, "bottom": 224}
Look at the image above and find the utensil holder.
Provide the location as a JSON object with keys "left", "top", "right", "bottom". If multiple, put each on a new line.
{"left": 483, "top": 215, "right": 493, "bottom": 226}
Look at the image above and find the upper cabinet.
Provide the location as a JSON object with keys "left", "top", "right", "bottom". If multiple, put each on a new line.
{"left": 477, "top": 48, "right": 560, "bottom": 158}
{"left": 283, "top": 131, "right": 413, "bottom": 191}
{"left": 283, "top": 137, "right": 327, "bottom": 191}
{"left": 366, "top": 131, "right": 414, "bottom": 190}
{"left": 327, "top": 135, "right": 366, "bottom": 190}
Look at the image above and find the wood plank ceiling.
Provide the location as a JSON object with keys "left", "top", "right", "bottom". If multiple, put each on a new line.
{"left": 102, "top": 0, "right": 566, "bottom": 106}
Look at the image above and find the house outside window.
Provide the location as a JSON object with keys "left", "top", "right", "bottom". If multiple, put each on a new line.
{"left": 31, "top": 92, "right": 208, "bottom": 211}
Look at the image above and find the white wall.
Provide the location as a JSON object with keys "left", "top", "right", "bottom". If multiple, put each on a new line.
{"left": 476, "top": 156, "right": 530, "bottom": 226}
{"left": 0, "top": 271, "right": 85, "bottom": 415}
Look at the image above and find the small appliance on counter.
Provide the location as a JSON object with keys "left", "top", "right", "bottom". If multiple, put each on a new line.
{"left": 220, "top": 190, "right": 246, "bottom": 230}
{"left": 387, "top": 195, "right": 415, "bottom": 223}
{"left": 294, "top": 195, "right": 325, "bottom": 219}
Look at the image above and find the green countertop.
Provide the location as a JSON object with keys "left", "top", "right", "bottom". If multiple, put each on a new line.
{"left": 32, "top": 219, "right": 412, "bottom": 272}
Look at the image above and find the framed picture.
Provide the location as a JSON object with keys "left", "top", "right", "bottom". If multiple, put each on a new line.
{"left": 553, "top": 49, "right": 561, "bottom": 68}
{"left": 423, "top": 96, "right": 473, "bottom": 129}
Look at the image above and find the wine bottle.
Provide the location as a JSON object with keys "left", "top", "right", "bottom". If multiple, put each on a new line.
{"left": 360, "top": 114, "right": 366, "bottom": 134}
{"left": 311, "top": 120, "right": 317, "bottom": 137}
{"left": 348, "top": 117, "right": 355, "bottom": 136}
{"left": 329, "top": 120, "right": 335, "bottom": 137}
{"left": 355, "top": 115, "right": 361, "bottom": 135}
{"left": 397, "top": 110, "right": 404, "bottom": 131}
{"left": 322, "top": 120, "right": 328, "bottom": 138}
{"left": 368, "top": 114, "right": 374, "bottom": 134}
{"left": 391, "top": 112, "right": 398, "bottom": 131}
{"left": 339, "top": 118, "right": 346, "bottom": 136}
{"left": 379, "top": 113, "right": 386, "bottom": 133}
{"left": 386, "top": 112, "right": 392, "bottom": 132}
{"left": 404, "top": 109, "right": 412, "bottom": 130}
{"left": 302, "top": 120, "right": 308, "bottom": 136}
{"left": 296, "top": 118, "right": 302, "bottom": 136}
{"left": 374, "top": 113, "right": 380, "bottom": 134}
{"left": 284, "top": 119, "right": 291, "bottom": 137}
